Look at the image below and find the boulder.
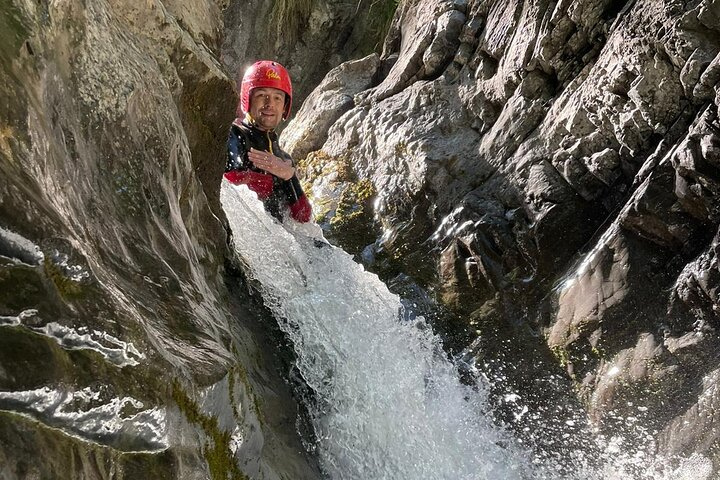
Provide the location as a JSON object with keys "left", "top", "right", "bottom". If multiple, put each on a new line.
{"left": 287, "top": 0, "right": 720, "bottom": 465}
{"left": 281, "top": 54, "right": 381, "bottom": 160}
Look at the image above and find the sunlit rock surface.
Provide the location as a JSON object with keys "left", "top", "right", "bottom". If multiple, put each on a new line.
{"left": 287, "top": 0, "right": 720, "bottom": 466}
{"left": 282, "top": 54, "right": 383, "bottom": 161}
{"left": 221, "top": 0, "right": 397, "bottom": 112}
{"left": 0, "top": 1, "right": 319, "bottom": 478}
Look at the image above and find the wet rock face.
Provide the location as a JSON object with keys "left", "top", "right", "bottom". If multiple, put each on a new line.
{"left": 282, "top": 54, "right": 382, "bottom": 161}
{"left": 0, "top": 1, "right": 318, "bottom": 478}
{"left": 286, "top": 0, "right": 720, "bottom": 463}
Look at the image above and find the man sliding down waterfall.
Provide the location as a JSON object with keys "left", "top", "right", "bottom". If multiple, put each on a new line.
{"left": 224, "top": 60, "right": 312, "bottom": 223}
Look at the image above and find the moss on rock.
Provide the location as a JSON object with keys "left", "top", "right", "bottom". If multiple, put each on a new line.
{"left": 43, "top": 256, "right": 82, "bottom": 298}
{"left": 0, "top": 5, "right": 30, "bottom": 69}
{"left": 172, "top": 380, "right": 248, "bottom": 480}
{"left": 300, "top": 149, "right": 378, "bottom": 254}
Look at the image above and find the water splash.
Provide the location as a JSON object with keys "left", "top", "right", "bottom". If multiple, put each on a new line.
{"left": 220, "top": 182, "right": 716, "bottom": 480}
{"left": 221, "top": 182, "right": 535, "bottom": 480}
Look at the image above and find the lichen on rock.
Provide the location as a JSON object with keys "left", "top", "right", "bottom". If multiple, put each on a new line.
{"left": 298, "top": 149, "right": 378, "bottom": 255}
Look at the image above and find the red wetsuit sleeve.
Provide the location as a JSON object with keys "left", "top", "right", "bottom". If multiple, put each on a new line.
{"left": 224, "top": 170, "right": 274, "bottom": 200}
{"left": 289, "top": 194, "right": 312, "bottom": 223}
{"left": 280, "top": 174, "right": 312, "bottom": 223}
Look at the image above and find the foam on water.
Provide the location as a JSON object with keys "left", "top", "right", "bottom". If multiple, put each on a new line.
{"left": 221, "top": 182, "right": 716, "bottom": 480}
{"left": 222, "top": 182, "right": 536, "bottom": 479}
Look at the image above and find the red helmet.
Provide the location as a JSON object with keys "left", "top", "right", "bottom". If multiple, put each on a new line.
{"left": 238, "top": 60, "right": 293, "bottom": 120}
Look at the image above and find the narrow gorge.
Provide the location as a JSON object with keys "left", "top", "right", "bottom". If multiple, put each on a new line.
{"left": 0, "top": 0, "right": 718, "bottom": 478}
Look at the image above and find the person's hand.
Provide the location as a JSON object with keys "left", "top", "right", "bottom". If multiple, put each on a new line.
{"left": 248, "top": 148, "right": 295, "bottom": 180}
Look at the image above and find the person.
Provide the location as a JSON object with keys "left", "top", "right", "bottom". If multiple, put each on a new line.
{"left": 224, "top": 60, "right": 312, "bottom": 223}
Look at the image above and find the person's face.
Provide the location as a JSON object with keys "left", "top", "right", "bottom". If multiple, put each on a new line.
{"left": 249, "top": 87, "right": 286, "bottom": 131}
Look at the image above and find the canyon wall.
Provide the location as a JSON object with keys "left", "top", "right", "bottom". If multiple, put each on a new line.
{"left": 0, "top": 1, "right": 319, "bottom": 477}
{"left": 285, "top": 0, "right": 720, "bottom": 464}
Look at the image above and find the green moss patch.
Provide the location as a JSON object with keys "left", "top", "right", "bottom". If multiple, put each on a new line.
{"left": 329, "top": 178, "right": 377, "bottom": 253}
{"left": 172, "top": 380, "right": 248, "bottom": 480}
{"left": 0, "top": 4, "right": 30, "bottom": 68}
{"left": 43, "top": 256, "right": 82, "bottom": 298}
{"left": 300, "top": 150, "right": 379, "bottom": 254}
{"left": 270, "top": 0, "right": 313, "bottom": 43}
{"left": 356, "top": 0, "right": 402, "bottom": 55}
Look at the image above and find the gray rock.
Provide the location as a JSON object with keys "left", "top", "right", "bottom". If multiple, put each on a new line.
{"left": 289, "top": 0, "right": 720, "bottom": 465}
{"left": 281, "top": 54, "right": 381, "bottom": 160}
{"left": 423, "top": 9, "right": 466, "bottom": 78}
{"left": 221, "top": 0, "right": 399, "bottom": 113}
{"left": 0, "top": 0, "right": 320, "bottom": 478}
{"left": 694, "top": 51, "right": 720, "bottom": 100}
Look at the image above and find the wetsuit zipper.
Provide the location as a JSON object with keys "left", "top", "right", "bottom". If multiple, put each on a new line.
{"left": 266, "top": 130, "right": 274, "bottom": 155}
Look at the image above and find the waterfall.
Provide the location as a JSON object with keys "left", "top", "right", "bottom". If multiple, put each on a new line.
{"left": 220, "top": 181, "right": 714, "bottom": 480}
{"left": 221, "top": 181, "right": 536, "bottom": 479}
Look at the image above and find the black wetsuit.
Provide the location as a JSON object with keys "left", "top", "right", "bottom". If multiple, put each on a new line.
{"left": 225, "top": 120, "right": 311, "bottom": 222}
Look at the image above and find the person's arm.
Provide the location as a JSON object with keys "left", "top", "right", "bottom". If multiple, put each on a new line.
{"left": 224, "top": 127, "right": 274, "bottom": 199}
{"left": 247, "top": 148, "right": 311, "bottom": 222}
{"left": 279, "top": 175, "right": 312, "bottom": 223}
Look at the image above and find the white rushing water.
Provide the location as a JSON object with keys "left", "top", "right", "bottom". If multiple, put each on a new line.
{"left": 220, "top": 182, "right": 715, "bottom": 480}
{"left": 221, "top": 182, "right": 535, "bottom": 479}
